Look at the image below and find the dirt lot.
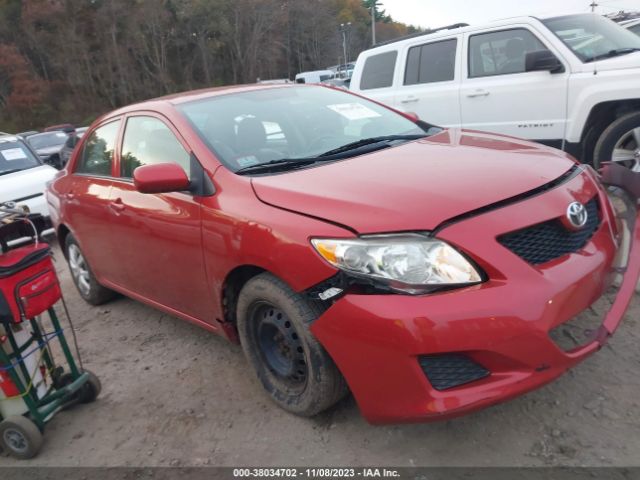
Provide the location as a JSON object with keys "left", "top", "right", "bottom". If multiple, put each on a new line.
{"left": 1, "top": 245, "right": 639, "bottom": 467}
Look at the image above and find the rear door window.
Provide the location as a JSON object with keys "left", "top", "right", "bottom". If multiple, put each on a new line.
{"left": 468, "top": 28, "right": 547, "bottom": 77}
{"left": 360, "top": 51, "right": 398, "bottom": 90}
{"left": 120, "top": 116, "right": 191, "bottom": 179}
{"left": 404, "top": 39, "right": 458, "bottom": 85}
{"left": 76, "top": 121, "right": 120, "bottom": 176}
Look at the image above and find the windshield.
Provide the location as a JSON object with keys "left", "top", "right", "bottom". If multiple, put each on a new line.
{"left": 27, "top": 131, "right": 68, "bottom": 150}
{"left": 0, "top": 138, "right": 41, "bottom": 175}
{"left": 543, "top": 14, "right": 640, "bottom": 62}
{"left": 178, "top": 86, "right": 431, "bottom": 173}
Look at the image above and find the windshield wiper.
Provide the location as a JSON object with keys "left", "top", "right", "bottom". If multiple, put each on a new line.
{"left": 587, "top": 47, "right": 640, "bottom": 62}
{"left": 235, "top": 134, "right": 428, "bottom": 175}
{"left": 318, "top": 134, "right": 426, "bottom": 157}
{"left": 235, "top": 158, "right": 319, "bottom": 175}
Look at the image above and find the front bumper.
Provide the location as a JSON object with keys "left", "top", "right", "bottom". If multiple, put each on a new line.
{"left": 311, "top": 173, "right": 640, "bottom": 424}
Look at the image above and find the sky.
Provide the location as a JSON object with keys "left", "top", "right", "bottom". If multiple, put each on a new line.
{"left": 381, "top": 0, "right": 640, "bottom": 28}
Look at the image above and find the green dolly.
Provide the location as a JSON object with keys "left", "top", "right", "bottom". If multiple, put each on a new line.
{"left": 0, "top": 307, "right": 100, "bottom": 459}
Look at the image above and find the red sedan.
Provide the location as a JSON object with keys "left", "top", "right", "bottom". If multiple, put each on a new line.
{"left": 46, "top": 84, "right": 640, "bottom": 423}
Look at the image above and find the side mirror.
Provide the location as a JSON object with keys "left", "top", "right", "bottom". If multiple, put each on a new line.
{"left": 525, "top": 50, "right": 565, "bottom": 74}
{"left": 133, "top": 163, "right": 190, "bottom": 194}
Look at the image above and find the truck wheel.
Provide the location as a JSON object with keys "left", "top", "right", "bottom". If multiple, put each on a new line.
{"left": 0, "top": 416, "right": 43, "bottom": 459}
{"left": 593, "top": 111, "right": 640, "bottom": 170}
{"left": 65, "top": 233, "right": 116, "bottom": 305}
{"left": 236, "top": 273, "right": 348, "bottom": 417}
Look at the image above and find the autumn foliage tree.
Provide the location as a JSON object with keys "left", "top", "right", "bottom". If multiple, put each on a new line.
{"left": 0, "top": 0, "right": 419, "bottom": 131}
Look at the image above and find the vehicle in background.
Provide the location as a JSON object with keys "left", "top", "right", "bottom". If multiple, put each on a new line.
{"left": 621, "top": 18, "right": 640, "bottom": 36}
{"left": 60, "top": 128, "right": 88, "bottom": 167}
{"left": 295, "top": 70, "right": 336, "bottom": 84}
{"left": 351, "top": 14, "right": 640, "bottom": 167}
{"left": 258, "top": 79, "right": 293, "bottom": 84}
{"left": 43, "top": 123, "right": 75, "bottom": 133}
{"left": 0, "top": 135, "right": 57, "bottom": 235}
{"left": 322, "top": 77, "right": 351, "bottom": 89}
{"left": 26, "top": 131, "right": 69, "bottom": 169}
{"left": 16, "top": 130, "right": 39, "bottom": 139}
{"left": 47, "top": 84, "right": 640, "bottom": 424}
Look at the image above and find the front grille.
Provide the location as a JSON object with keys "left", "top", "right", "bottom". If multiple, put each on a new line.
{"left": 498, "top": 198, "right": 600, "bottom": 265}
{"left": 418, "top": 354, "right": 490, "bottom": 391}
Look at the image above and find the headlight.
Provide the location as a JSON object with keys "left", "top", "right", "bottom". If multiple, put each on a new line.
{"left": 311, "top": 234, "right": 482, "bottom": 294}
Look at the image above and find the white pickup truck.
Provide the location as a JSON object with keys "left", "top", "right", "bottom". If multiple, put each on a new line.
{"left": 350, "top": 13, "right": 640, "bottom": 169}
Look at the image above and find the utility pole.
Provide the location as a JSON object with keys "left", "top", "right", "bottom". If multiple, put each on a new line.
{"left": 371, "top": 4, "right": 376, "bottom": 46}
{"left": 340, "top": 23, "right": 351, "bottom": 72}
{"left": 590, "top": 1, "right": 598, "bottom": 12}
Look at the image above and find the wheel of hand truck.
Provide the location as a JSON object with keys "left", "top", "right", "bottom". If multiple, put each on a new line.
{"left": 77, "top": 369, "right": 101, "bottom": 403}
{"left": 0, "top": 416, "right": 43, "bottom": 460}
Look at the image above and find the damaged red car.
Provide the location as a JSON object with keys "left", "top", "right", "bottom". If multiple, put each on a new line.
{"left": 46, "top": 84, "right": 640, "bottom": 423}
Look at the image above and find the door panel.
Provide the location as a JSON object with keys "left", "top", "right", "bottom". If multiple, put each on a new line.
{"left": 396, "top": 36, "right": 462, "bottom": 127}
{"left": 107, "top": 182, "right": 213, "bottom": 321}
{"left": 106, "top": 113, "right": 214, "bottom": 322}
{"left": 460, "top": 27, "right": 569, "bottom": 141}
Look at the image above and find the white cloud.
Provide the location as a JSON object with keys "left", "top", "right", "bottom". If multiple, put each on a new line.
{"left": 380, "top": 0, "right": 639, "bottom": 28}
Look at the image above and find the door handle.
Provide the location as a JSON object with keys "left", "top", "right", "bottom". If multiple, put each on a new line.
{"left": 466, "top": 90, "right": 490, "bottom": 98}
{"left": 109, "top": 199, "right": 125, "bottom": 213}
{"left": 400, "top": 97, "right": 419, "bottom": 104}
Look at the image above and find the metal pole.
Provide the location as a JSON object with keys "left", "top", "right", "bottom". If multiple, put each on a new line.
{"left": 371, "top": 4, "right": 376, "bottom": 46}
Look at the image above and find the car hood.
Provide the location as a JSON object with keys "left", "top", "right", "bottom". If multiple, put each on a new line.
{"left": 251, "top": 129, "right": 577, "bottom": 233}
{"left": 0, "top": 165, "right": 58, "bottom": 203}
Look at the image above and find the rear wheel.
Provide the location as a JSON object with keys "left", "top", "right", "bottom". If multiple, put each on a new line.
{"left": 0, "top": 416, "right": 43, "bottom": 460}
{"left": 236, "top": 273, "right": 347, "bottom": 417}
{"left": 65, "top": 233, "right": 115, "bottom": 305}
{"left": 593, "top": 111, "right": 640, "bottom": 170}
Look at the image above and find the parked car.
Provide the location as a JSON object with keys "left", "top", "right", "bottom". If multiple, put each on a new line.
{"left": 26, "top": 131, "right": 69, "bottom": 169}
{"left": 0, "top": 135, "right": 57, "bottom": 233}
{"left": 295, "top": 70, "right": 336, "bottom": 84}
{"left": 621, "top": 18, "right": 640, "bottom": 36}
{"left": 47, "top": 84, "right": 639, "bottom": 424}
{"left": 350, "top": 14, "right": 640, "bottom": 167}
{"left": 43, "top": 123, "right": 75, "bottom": 133}
{"left": 16, "top": 130, "right": 39, "bottom": 139}
{"left": 59, "top": 128, "right": 88, "bottom": 167}
{"left": 76, "top": 127, "right": 89, "bottom": 138}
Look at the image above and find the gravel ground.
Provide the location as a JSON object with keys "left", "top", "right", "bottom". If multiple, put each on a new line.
{"left": 1, "top": 245, "right": 639, "bottom": 467}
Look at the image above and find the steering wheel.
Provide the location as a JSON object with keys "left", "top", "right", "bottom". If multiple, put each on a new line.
{"left": 309, "top": 134, "right": 343, "bottom": 152}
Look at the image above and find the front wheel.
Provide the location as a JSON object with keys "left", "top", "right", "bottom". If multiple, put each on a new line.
{"left": 593, "top": 111, "right": 640, "bottom": 170}
{"left": 236, "top": 273, "right": 347, "bottom": 417}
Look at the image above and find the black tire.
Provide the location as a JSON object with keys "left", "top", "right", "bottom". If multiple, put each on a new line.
{"left": 65, "top": 233, "right": 115, "bottom": 305}
{"left": 77, "top": 369, "right": 101, "bottom": 403}
{"left": 0, "top": 416, "right": 43, "bottom": 460}
{"left": 593, "top": 111, "right": 640, "bottom": 169}
{"left": 236, "top": 273, "right": 348, "bottom": 417}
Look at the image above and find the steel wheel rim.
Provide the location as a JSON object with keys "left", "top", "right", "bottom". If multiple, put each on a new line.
{"left": 3, "top": 428, "right": 28, "bottom": 454}
{"left": 251, "top": 302, "right": 308, "bottom": 390}
{"left": 611, "top": 127, "right": 640, "bottom": 172}
{"left": 68, "top": 244, "right": 91, "bottom": 296}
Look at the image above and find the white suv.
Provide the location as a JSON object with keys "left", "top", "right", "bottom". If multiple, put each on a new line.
{"left": 350, "top": 13, "right": 640, "bottom": 169}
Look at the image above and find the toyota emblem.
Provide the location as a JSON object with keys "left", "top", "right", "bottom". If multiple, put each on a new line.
{"left": 566, "top": 202, "right": 588, "bottom": 229}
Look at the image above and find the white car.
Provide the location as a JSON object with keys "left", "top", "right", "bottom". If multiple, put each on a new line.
{"left": 0, "top": 135, "right": 57, "bottom": 236}
{"left": 350, "top": 13, "right": 640, "bottom": 168}
{"left": 295, "top": 70, "right": 336, "bottom": 84}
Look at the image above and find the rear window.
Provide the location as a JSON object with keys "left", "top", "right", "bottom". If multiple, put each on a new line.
{"left": 360, "top": 51, "right": 398, "bottom": 90}
{"left": 404, "top": 39, "right": 457, "bottom": 85}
